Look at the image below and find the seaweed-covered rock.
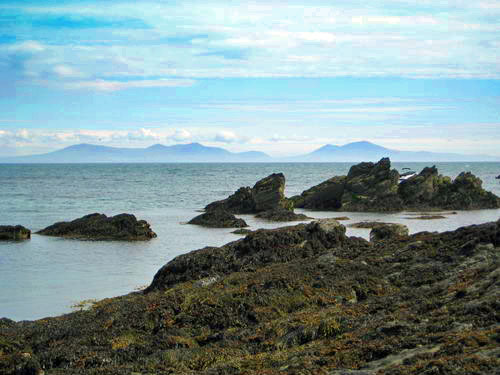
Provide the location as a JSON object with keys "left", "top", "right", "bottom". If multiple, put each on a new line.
{"left": 1, "top": 220, "right": 500, "bottom": 375}
{"left": 37, "top": 213, "right": 157, "bottom": 241}
{"left": 188, "top": 209, "right": 248, "bottom": 228}
{"left": 255, "top": 208, "right": 311, "bottom": 222}
{"left": 0, "top": 225, "right": 31, "bottom": 240}
{"left": 370, "top": 223, "right": 409, "bottom": 242}
{"left": 146, "top": 218, "right": 346, "bottom": 292}
{"left": 205, "top": 173, "right": 292, "bottom": 214}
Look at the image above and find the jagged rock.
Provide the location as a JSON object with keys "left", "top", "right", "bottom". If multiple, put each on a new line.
{"left": 205, "top": 173, "right": 292, "bottom": 214}
{"left": 341, "top": 157, "right": 403, "bottom": 211}
{"left": 0, "top": 225, "right": 31, "bottom": 240}
{"left": 370, "top": 223, "right": 409, "bottom": 241}
{"left": 37, "top": 213, "right": 157, "bottom": 241}
{"left": 292, "top": 158, "right": 499, "bottom": 212}
{"left": 255, "top": 208, "right": 311, "bottom": 222}
{"left": 188, "top": 209, "right": 248, "bottom": 228}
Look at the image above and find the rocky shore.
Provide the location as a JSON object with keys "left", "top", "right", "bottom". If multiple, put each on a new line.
{"left": 2, "top": 218, "right": 499, "bottom": 374}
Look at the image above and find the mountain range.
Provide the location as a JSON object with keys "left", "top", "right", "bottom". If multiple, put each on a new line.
{"left": 0, "top": 141, "right": 498, "bottom": 163}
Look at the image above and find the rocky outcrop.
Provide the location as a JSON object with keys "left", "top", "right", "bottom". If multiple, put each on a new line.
{"left": 188, "top": 209, "right": 248, "bottom": 228}
{"left": 0, "top": 225, "right": 31, "bottom": 240}
{"left": 292, "top": 158, "right": 499, "bottom": 212}
{"left": 205, "top": 173, "right": 292, "bottom": 214}
{"left": 2, "top": 219, "right": 500, "bottom": 375}
{"left": 37, "top": 213, "right": 157, "bottom": 241}
{"left": 146, "top": 218, "right": 346, "bottom": 292}
{"left": 369, "top": 223, "right": 409, "bottom": 242}
{"left": 255, "top": 208, "right": 311, "bottom": 222}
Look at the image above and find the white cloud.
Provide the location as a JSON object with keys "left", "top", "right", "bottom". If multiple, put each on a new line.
{"left": 10, "top": 41, "right": 46, "bottom": 53}
{"left": 64, "top": 79, "right": 196, "bottom": 91}
{"left": 169, "top": 129, "right": 192, "bottom": 142}
{"left": 53, "top": 65, "right": 84, "bottom": 78}
{"left": 213, "top": 130, "right": 248, "bottom": 143}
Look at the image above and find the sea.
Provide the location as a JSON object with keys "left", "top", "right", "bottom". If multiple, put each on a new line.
{"left": 1, "top": 162, "right": 499, "bottom": 321}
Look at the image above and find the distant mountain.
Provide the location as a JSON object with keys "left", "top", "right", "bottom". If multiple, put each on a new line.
{"left": 1, "top": 141, "right": 498, "bottom": 163}
{"left": 292, "top": 141, "right": 499, "bottom": 162}
{"left": 0, "top": 143, "right": 271, "bottom": 163}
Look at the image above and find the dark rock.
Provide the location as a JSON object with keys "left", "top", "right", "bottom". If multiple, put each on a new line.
{"left": 291, "top": 176, "right": 346, "bottom": 209}
{"left": 2, "top": 219, "right": 500, "bottom": 374}
{"left": 205, "top": 173, "right": 292, "bottom": 214}
{"left": 348, "top": 221, "right": 396, "bottom": 229}
{"left": 36, "top": 213, "right": 157, "bottom": 241}
{"left": 292, "top": 158, "right": 499, "bottom": 212}
{"left": 407, "top": 215, "right": 446, "bottom": 220}
{"left": 370, "top": 223, "right": 409, "bottom": 241}
{"left": 188, "top": 209, "right": 248, "bottom": 228}
{"left": 0, "top": 225, "right": 31, "bottom": 240}
{"left": 333, "top": 216, "right": 351, "bottom": 221}
{"left": 232, "top": 228, "right": 253, "bottom": 235}
{"left": 255, "top": 208, "right": 311, "bottom": 222}
{"left": 146, "top": 218, "right": 346, "bottom": 292}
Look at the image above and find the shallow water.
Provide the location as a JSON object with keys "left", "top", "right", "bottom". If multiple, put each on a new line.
{"left": 1, "top": 162, "right": 499, "bottom": 321}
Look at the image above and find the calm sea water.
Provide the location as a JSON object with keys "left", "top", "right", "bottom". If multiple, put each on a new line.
{"left": 1, "top": 162, "right": 499, "bottom": 321}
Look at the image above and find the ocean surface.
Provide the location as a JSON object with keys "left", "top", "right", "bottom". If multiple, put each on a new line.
{"left": 1, "top": 162, "right": 499, "bottom": 321}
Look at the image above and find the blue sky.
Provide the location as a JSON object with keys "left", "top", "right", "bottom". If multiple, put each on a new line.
{"left": 1, "top": 0, "right": 499, "bottom": 157}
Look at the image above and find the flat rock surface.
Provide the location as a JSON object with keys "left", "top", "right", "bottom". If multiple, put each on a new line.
{"left": 36, "top": 213, "right": 157, "bottom": 241}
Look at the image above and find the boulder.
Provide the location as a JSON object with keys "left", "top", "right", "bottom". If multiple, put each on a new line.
{"left": 188, "top": 209, "right": 248, "bottom": 228}
{"left": 205, "top": 173, "right": 292, "bottom": 214}
{"left": 0, "top": 225, "right": 31, "bottom": 240}
{"left": 370, "top": 223, "right": 409, "bottom": 242}
{"left": 255, "top": 208, "right": 311, "bottom": 222}
{"left": 37, "top": 213, "right": 157, "bottom": 241}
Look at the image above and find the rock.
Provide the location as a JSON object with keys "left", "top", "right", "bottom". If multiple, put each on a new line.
{"left": 232, "top": 228, "right": 253, "bottom": 235}
{"left": 205, "top": 173, "right": 292, "bottom": 214}
{"left": 341, "top": 157, "right": 403, "bottom": 212}
{"left": 36, "top": 213, "right": 157, "bottom": 241}
{"left": 407, "top": 215, "right": 446, "bottom": 220}
{"left": 348, "top": 221, "right": 395, "bottom": 229}
{"left": 293, "top": 159, "right": 499, "bottom": 212}
{"left": 291, "top": 176, "right": 346, "bottom": 209}
{"left": 0, "top": 225, "right": 31, "bottom": 240}
{"left": 188, "top": 209, "right": 248, "bottom": 228}
{"left": 255, "top": 208, "right": 311, "bottom": 222}
{"left": 2, "top": 219, "right": 500, "bottom": 374}
{"left": 370, "top": 223, "right": 409, "bottom": 241}
{"left": 333, "top": 216, "right": 350, "bottom": 221}
{"left": 146, "top": 219, "right": 347, "bottom": 292}
{"left": 496, "top": 174, "right": 500, "bottom": 179}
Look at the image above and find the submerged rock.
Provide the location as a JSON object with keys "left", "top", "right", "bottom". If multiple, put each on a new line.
{"left": 348, "top": 221, "right": 396, "bottom": 229}
{"left": 232, "top": 228, "right": 253, "bottom": 235}
{"left": 0, "top": 225, "right": 31, "bottom": 240}
{"left": 205, "top": 173, "right": 292, "bottom": 214}
{"left": 188, "top": 209, "right": 248, "bottom": 228}
{"left": 292, "top": 158, "right": 499, "bottom": 212}
{"left": 255, "top": 208, "right": 312, "bottom": 222}
{"left": 37, "top": 213, "right": 157, "bottom": 241}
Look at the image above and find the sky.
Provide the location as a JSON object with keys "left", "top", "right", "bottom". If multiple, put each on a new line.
{"left": 1, "top": 0, "right": 500, "bottom": 157}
